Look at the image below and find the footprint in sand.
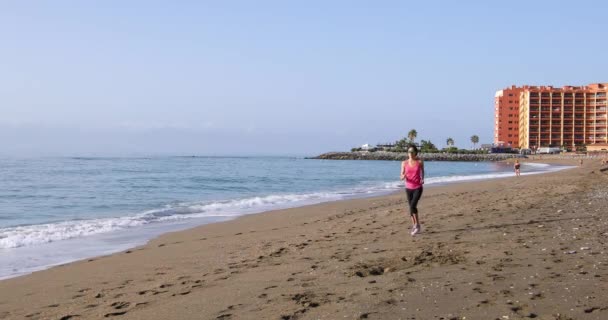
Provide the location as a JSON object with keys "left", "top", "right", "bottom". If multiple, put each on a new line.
{"left": 110, "top": 301, "right": 130, "bottom": 310}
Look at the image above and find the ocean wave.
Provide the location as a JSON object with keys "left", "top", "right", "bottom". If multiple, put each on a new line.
{"left": 425, "top": 172, "right": 514, "bottom": 184}
{"left": 0, "top": 191, "right": 354, "bottom": 249}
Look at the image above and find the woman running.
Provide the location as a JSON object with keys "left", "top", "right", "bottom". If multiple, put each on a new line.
{"left": 400, "top": 145, "right": 424, "bottom": 235}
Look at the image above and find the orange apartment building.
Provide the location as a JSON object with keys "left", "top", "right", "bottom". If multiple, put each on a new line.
{"left": 494, "top": 83, "right": 608, "bottom": 151}
{"left": 494, "top": 86, "right": 524, "bottom": 148}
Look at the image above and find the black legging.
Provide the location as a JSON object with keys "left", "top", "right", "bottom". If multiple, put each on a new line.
{"left": 405, "top": 187, "right": 423, "bottom": 215}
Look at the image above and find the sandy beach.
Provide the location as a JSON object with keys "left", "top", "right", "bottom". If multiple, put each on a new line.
{"left": 1, "top": 158, "right": 607, "bottom": 320}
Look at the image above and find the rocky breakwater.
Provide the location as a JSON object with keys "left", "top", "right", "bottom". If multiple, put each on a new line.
{"left": 310, "top": 151, "right": 521, "bottom": 161}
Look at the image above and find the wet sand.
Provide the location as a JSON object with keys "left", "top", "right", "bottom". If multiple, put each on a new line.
{"left": 1, "top": 158, "right": 607, "bottom": 320}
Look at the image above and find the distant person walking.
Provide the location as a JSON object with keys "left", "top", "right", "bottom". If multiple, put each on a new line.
{"left": 514, "top": 159, "right": 521, "bottom": 177}
{"left": 400, "top": 145, "right": 424, "bottom": 235}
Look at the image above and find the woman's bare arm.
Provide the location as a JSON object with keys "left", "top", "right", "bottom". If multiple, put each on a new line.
{"left": 420, "top": 159, "right": 425, "bottom": 184}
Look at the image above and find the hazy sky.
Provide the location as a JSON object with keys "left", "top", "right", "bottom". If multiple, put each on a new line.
{"left": 2, "top": 1, "right": 608, "bottom": 156}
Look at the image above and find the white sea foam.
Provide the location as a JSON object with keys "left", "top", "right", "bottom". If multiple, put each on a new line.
{"left": 0, "top": 191, "right": 351, "bottom": 249}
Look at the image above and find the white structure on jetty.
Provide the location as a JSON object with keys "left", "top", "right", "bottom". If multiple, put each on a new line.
{"left": 360, "top": 144, "right": 372, "bottom": 151}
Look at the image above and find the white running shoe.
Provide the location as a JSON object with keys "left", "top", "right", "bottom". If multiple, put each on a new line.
{"left": 411, "top": 227, "right": 419, "bottom": 236}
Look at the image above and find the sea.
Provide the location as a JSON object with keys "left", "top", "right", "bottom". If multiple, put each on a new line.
{"left": 0, "top": 156, "right": 568, "bottom": 279}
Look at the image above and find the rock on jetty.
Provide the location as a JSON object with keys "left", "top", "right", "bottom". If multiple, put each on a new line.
{"left": 310, "top": 151, "right": 521, "bottom": 161}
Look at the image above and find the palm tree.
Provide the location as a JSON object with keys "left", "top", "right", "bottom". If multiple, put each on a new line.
{"left": 470, "top": 135, "right": 479, "bottom": 149}
{"left": 408, "top": 129, "right": 418, "bottom": 144}
{"left": 446, "top": 137, "right": 454, "bottom": 147}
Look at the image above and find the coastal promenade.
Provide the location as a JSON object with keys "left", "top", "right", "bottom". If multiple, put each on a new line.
{"left": 0, "top": 158, "right": 607, "bottom": 319}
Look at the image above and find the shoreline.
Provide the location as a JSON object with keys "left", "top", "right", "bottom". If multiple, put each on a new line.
{"left": 1, "top": 158, "right": 606, "bottom": 319}
{"left": 0, "top": 161, "right": 572, "bottom": 281}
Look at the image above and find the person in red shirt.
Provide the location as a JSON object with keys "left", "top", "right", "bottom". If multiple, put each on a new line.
{"left": 400, "top": 145, "right": 425, "bottom": 235}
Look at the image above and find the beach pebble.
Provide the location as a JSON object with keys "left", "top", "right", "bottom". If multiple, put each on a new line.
{"left": 581, "top": 247, "right": 590, "bottom": 250}
{"left": 565, "top": 250, "right": 577, "bottom": 254}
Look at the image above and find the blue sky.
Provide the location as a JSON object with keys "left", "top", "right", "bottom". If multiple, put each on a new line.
{"left": 2, "top": 1, "right": 608, "bottom": 156}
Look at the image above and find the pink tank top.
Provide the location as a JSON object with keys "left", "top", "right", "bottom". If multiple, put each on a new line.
{"left": 404, "top": 160, "right": 422, "bottom": 190}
